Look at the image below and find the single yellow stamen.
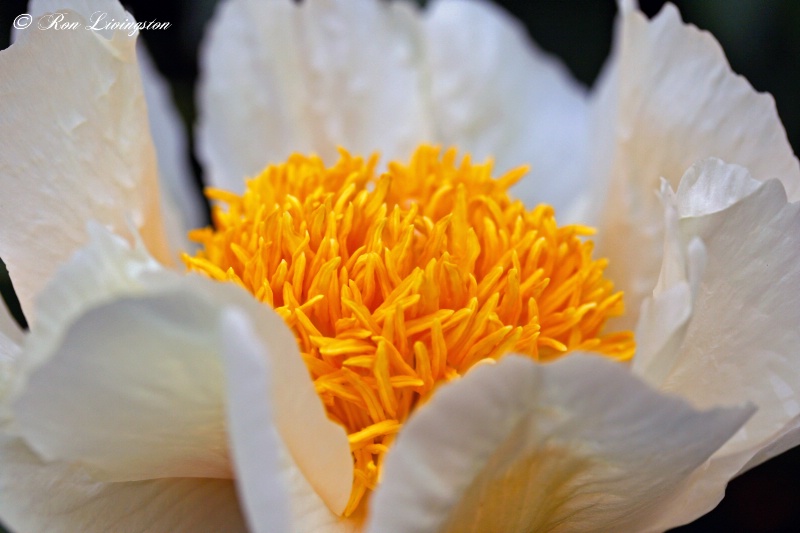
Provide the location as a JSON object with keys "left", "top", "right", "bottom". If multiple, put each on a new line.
{"left": 185, "top": 145, "right": 634, "bottom": 515}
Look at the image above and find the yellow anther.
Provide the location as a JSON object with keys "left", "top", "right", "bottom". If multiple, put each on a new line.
{"left": 185, "top": 145, "right": 634, "bottom": 515}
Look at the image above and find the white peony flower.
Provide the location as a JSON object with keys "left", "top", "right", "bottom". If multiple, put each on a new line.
{"left": 0, "top": 0, "right": 798, "bottom": 532}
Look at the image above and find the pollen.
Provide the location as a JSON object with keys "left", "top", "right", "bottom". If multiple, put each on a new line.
{"left": 184, "top": 145, "right": 634, "bottom": 515}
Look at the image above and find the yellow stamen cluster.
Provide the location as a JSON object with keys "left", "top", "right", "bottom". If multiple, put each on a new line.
{"left": 185, "top": 145, "right": 634, "bottom": 515}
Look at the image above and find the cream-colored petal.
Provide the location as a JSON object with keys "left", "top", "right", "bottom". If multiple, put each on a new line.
{"left": 633, "top": 181, "right": 706, "bottom": 385}
{"left": 25, "top": 0, "right": 130, "bottom": 34}
{"left": 17, "top": 223, "right": 161, "bottom": 379}
{"left": 0, "top": 298, "right": 23, "bottom": 363}
{"left": 367, "top": 355, "right": 752, "bottom": 533}
{"left": 423, "top": 0, "right": 589, "bottom": 213}
{"left": 21, "top": 3, "right": 200, "bottom": 256}
{"left": 590, "top": 2, "right": 800, "bottom": 330}
{"left": 633, "top": 160, "right": 763, "bottom": 384}
{"left": 9, "top": 224, "right": 227, "bottom": 480}
{"left": 197, "top": 0, "right": 301, "bottom": 191}
{"left": 220, "top": 309, "right": 357, "bottom": 532}
{"left": 11, "top": 223, "right": 351, "bottom": 512}
{"left": 0, "top": 6, "right": 170, "bottom": 321}
{"left": 3, "top": 223, "right": 152, "bottom": 423}
{"left": 138, "top": 40, "right": 206, "bottom": 257}
{"left": 635, "top": 159, "right": 800, "bottom": 528}
{"left": 217, "top": 302, "right": 352, "bottom": 517}
{"left": 219, "top": 309, "right": 290, "bottom": 533}
{"left": 0, "top": 435, "right": 246, "bottom": 533}
{"left": 673, "top": 160, "right": 763, "bottom": 218}
{"left": 198, "top": 0, "right": 430, "bottom": 192}
{"left": 670, "top": 162, "right": 800, "bottom": 462}
{"left": 13, "top": 285, "right": 235, "bottom": 481}
{"left": 0, "top": 300, "right": 23, "bottom": 408}
{"left": 11, "top": 1, "right": 131, "bottom": 43}
{"left": 0, "top": 300, "right": 22, "bottom": 344}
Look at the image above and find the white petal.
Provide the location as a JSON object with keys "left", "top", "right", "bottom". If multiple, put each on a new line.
{"left": 0, "top": 435, "right": 246, "bottom": 533}
{"left": 423, "top": 0, "right": 589, "bottom": 214}
{"left": 198, "top": 0, "right": 430, "bottom": 192}
{"left": 636, "top": 159, "right": 800, "bottom": 527}
{"left": 589, "top": 3, "right": 800, "bottom": 329}
{"left": 0, "top": 6, "right": 171, "bottom": 321}
{"left": 367, "top": 355, "right": 752, "bottom": 533}
{"left": 220, "top": 309, "right": 357, "bottom": 532}
{"left": 138, "top": 40, "right": 206, "bottom": 257}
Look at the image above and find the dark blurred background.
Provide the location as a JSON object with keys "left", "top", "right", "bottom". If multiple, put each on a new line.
{"left": 1, "top": 1, "right": 799, "bottom": 531}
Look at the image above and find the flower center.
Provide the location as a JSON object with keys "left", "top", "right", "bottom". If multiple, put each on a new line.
{"left": 184, "top": 145, "right": 634, "bottom": 515}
